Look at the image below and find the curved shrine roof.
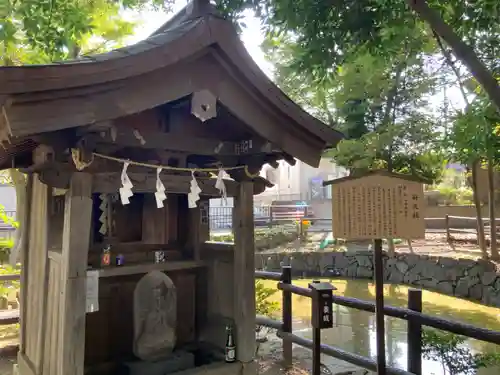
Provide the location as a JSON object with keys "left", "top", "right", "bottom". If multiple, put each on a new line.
{"left": 0, "top": 1, "right": 343, "bottom": 168}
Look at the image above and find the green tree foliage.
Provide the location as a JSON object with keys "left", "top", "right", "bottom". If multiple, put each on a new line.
{"left": 447, "top": 97, "right": 500, "bottom": 167}
{"left": 255, "top": 280, "right": 279, "bottom": 317}
{"left": 218, "top": 0, "right": 500, "bottom": 110}
{"left": 422, "top": 328, "right": 500, "bottom": 375}
{"left": 254, "top": 280, "right": 279, "bottom": 355}
{"left": 263, "top": 30, "right": 445, "bottom": 183}
{"left": 0, "top": 0, "right": 174, "bottom": 64}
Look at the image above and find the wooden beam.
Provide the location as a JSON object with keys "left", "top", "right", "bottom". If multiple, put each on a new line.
{"left": 59, "top": 172, "right": 93, "bottom": 375}
{"left": 94, "top": 172, "right": 234, "bottom": 196}
{"left": 23, "top": 146, "right": 51, "bottom": 371}
{"left": 233, "top": 181, "right": 256, "bottom": 363}
{"left": 23, "top": 155, "right": 271, "bottom": 196}
{"left": 36, "top": 167, "right": 268, "bottom": 196}
{"left": 84, "top": 131, "right": 276, "bottom": 156}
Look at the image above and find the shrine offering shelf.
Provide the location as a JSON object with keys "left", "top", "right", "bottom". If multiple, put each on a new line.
{"left": 87, "top": 244, "right": 184, "bottom": 268}
{"left": 96, "top": 260, "right": 207, "bottom": 278}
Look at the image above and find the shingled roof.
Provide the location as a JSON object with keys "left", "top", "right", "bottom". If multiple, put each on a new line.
{"left": 0, "top": 0, "right": 343, "bottom": 168}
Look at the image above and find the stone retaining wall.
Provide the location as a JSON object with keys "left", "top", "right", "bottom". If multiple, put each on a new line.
{"left": 255, "top": 251, "right": 500, "bottom": 307}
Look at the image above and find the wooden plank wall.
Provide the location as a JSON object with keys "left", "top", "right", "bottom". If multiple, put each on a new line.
{"left": 202, "top": 245, "right": 234, "bottom": 319}
{"left": 22, "top": 176, "right": 50, "bottom": 373}
{"left": 199, "top": 243, "right": 234, "bottom": 350}
{"left": 142, "top": 193, "right": 178, "bottom": 244}
{"left": 42, "top": 253, "right": 63, "bottom": 375}
{"left": 84, "top": 270, "right": 197, "bottom": 368}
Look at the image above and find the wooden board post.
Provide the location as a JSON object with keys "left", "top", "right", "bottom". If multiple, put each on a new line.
{"left": 233, "top": 181, "right": 256, "bottom": 364}
{"left": 373, "top": 238, "right": 386, "bottom": 375}
{"left": 323, "top": 171, "right": 427, "bottom": 375}
{"left": 59, "top": 172, "right": 93, "bottom": 375}
{"left": 22, "top": 145, "right": 53, "bottom": 374}
{"left": 327, "top": 172, "right": 426, "bottom": 240}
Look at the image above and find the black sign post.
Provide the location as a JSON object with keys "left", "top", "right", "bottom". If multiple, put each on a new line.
{"left": 373, "top": 238, "right": 387, "bottom": 375}
{"left": 309, "top": 281, "right": 336, "bottom": 375}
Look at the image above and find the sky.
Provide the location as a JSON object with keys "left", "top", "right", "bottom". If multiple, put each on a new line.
{"left": 123, "top": 1, "right": 273, "bottom": 77}
{"left": 122, "top": 0, "right": 465, "bottom": 114}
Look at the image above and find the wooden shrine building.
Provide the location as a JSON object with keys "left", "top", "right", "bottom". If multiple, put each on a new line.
{"left": 0, "top": 1, "right": 342, "bottom": 375}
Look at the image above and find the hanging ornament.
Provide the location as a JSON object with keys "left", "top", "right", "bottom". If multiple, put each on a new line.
{"left": 191, "top": 90, "right": 217, "bottom": 122}
{"left": 119, "top": 162, "right": 134, "bottom": 205}
{"left": 215, "top": 167, "right": 227, "bottom": 205}
{"left": 265, "top": 164, "right": 280, "bottom": 185}
{"left": 188, "top": 171, "right": 202, "bottom": 208}
{"left": 154, "top": 168, "right": 167, "bottom": 208}
{"left": 98, "top": 194, "right": 109, "bottom": 235}
{"left": 110, "top": 125, "right": 118, "bottom": 142}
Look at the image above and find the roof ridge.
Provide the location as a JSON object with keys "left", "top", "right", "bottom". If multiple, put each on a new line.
{"left": 150, "top": 0, "right": 221, "bottom": 37}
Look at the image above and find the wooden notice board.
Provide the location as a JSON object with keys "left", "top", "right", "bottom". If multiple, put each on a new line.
{"left": 327, "top": 173, "right": 425, "bottom": 240}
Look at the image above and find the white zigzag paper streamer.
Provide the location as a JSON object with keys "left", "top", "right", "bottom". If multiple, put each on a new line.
{"left": 155, "top": 168, "right": 167, "bottom": 208}
{"left": 98, "top": 193, "right": 108, "bottom": 235}
{"left": 215, "top": 167, "right": 227, "bottom": 205}
{"left": 188, "top": 171, "right": 202, "bottom": 208}
{"left": 119, "top": 162, "right": 134, "bottom": 205}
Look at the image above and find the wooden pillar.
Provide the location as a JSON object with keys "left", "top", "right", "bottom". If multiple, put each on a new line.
{"left": 233, "top": 181, "right": 256, "bottom": 363}
{"left": 59, "top": 172, "right": 93, "bottom": 375}
{"left": 18, "top": 174, "right": 33, "bottom": 354}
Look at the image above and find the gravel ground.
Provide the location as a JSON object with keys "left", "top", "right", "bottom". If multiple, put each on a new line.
{"left": 261, "top": 231, "right": 496, "bottom": 262}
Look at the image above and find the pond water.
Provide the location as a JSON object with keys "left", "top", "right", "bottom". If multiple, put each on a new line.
{"left": 261, "top": 279, "right": 500, "bottom": 375}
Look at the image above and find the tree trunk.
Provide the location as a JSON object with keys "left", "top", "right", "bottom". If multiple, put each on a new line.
{"left": 487, "top": 159, "right": 499, "bottom": 259}
{"left": 471, "top": 161, "right": 488, "bottom": 259}
{"left": 407, "top": 239, "right": 414, "bottom": 253}
{"left": 407, "top": 0, "right": 500, "bottom": 111}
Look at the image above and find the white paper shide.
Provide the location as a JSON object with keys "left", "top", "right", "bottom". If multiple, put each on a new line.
{"left": 119, "top": 162, "right": 134, "bottom": 205}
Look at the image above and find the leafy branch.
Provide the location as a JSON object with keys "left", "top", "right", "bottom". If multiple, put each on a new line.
{"left": 422, "top": 328, "right": 500, "bottom": 375}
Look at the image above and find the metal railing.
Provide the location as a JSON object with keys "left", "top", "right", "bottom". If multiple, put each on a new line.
{"left": 0, "top": 210, "right": 17, "bottom": 241}
{"left": 209, "top": 205, "right": 313, "bottom": 231}
{"left": 255, "top": 266, "right": 500, "bottom": 375}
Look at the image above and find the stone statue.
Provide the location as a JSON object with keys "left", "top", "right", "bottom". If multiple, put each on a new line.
{"left": 133, "top": 271, "right": 177, "bottom": 361}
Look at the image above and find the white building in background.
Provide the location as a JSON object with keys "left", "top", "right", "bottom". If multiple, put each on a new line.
{"left": 210, "top": 158, "right": 348, "bottom": 206}
{"left": 208, "top": 158, "right": 347, "bottom": 228}
{"left": 254, "top": 158, "right": 348, "bottom": 204}
{"left": 0, "top": 184, "right": 16, "bottom": 212}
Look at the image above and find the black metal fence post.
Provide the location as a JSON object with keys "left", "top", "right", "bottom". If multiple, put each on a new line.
{"left": 309, "top": 280, "right": 335, "bottom": 375}
{"left": 407, "top": 289, "right": 423, "bottom": 375}
{"left": 281, "top": 266, "right": 292, "bottom": 367}
{"left": 373, "top": 238, "right": 387, "bottom": 375}
{"left": 311, "top": 280, "right": 321, "bottom": 375}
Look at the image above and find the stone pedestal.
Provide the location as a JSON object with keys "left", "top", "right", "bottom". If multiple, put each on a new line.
{"left": 124, "top": 351, "right": 195, "bottom": 375}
